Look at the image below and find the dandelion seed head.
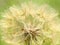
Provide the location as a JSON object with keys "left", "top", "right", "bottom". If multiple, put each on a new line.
{"left": 0, "top": 2, "right": 59, "bottom": 45}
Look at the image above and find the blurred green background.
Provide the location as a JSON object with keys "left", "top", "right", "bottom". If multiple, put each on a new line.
{"left": 0, "top": 0, "right": 60, "bottom": 12}
{"left": 0, "top": 0, "right": 60, "bottom": 45}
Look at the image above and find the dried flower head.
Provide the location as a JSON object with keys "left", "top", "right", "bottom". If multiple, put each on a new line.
{"left": 0, "top": 2, "right": 59, "bottom": 45}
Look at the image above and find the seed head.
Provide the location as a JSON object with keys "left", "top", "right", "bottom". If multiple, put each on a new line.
{"left": 0, "top": 2, "right": 58, "bottom": 45}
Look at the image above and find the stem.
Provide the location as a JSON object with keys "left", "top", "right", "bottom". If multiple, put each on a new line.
{"left": 24, "top": 33, "right": 31, "bottom": 45}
